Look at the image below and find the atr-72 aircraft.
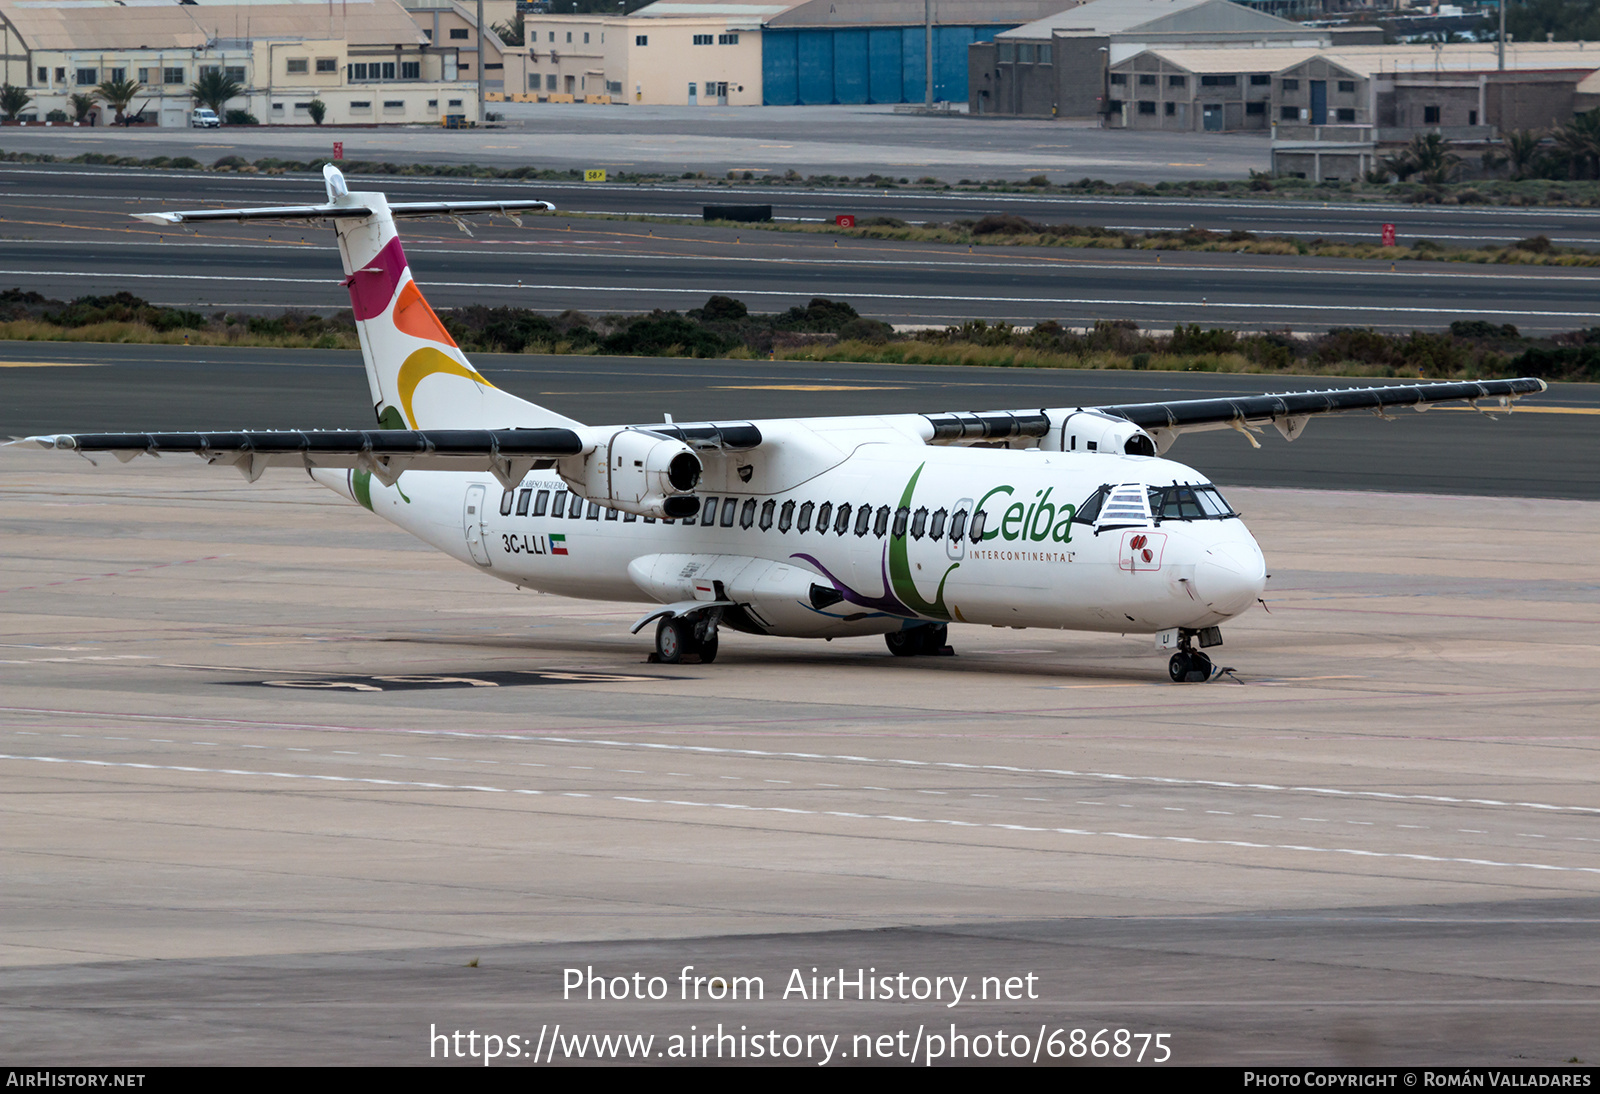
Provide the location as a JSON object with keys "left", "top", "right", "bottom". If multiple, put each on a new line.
{"left": 15, "top": 167, "right": 1546, "bottom": 681}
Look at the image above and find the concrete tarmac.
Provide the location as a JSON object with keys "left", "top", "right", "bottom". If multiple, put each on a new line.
{"left": 2, "top": 414, "right": 1598, "bottom": 1063}
{"left": 5, "top": 165, "right": 1600, "bottom": 332}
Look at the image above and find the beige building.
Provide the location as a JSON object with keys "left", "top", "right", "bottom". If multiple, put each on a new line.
{"left": 0, "top": 0, "right": 478, "bottom": 126}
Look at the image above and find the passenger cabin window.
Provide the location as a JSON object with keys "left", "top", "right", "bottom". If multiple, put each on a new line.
{"left": 833, "top": 503, "right": 852, "bottom": 535}
{"left": 500, "top": 489, "right": 515, "bottom": 516}
{"left": 759, "top": 500, "right": 775, "bottom": 530}
{"left": 532, "top": 489, "right": 550, "bottom": 516}
{"left": 516, "top": 488, "right": 532, "bottom": 516}
{"left": 778, "top": 500, "right": 794, "bottom": 532}
{"left": 551, "top": 490, "right": 568, "bottom": 515}
{"left": 797, "top": 501, "right": 814, "bottom": 532}
{"left": 721, "top": 498, "right": 737, "bottom": 527}
{"left": 624, "top": 511, "right": 638, "bottom": 522}
{"left": 929, "top": 508, "right": 948, "bottom": 540}
{"left": 910, "top": 507, "right": 928, "bottom": 539}
{"left": 949, "top": 509, "right": 968, "bottom": 542}
{"left": 816, "top": 502, "right": 833, "bottom": 532}
{"left": 873, "top": 506, "right": 890, "bottom": 537}
{"left": 969, "top": 510, "right": 987, "bottom": 542}
{"left": 740, "top": 499, "right": 756, "bottom": 529}
{"left": 853, "top": 504, "right": 871, "bottom": 537}
{"left": 892, "top": 506, "right": 909, "bottom": 538}
{"left": 605, "top": 508, "right": 619, "bottom": 521}
{"left": 701, "top": 497, "right": 719, "bottom": 526}
{"left": 587, "top": 501, "right": 601, "bottom": 520}
{"left": 569, "top": 494, "right": 585, "bottom": 519}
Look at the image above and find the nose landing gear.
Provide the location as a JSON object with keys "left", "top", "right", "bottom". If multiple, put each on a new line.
{"left": 1167, "top": 626, "right": 1221, "bottom": 682}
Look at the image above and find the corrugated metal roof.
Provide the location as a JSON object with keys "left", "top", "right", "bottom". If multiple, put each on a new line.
{"left": 769, "top": 0, "right": 1077, "bottom": 27}
{"left": 0, "top": 0, "right": 427, "bottom": 49}
{"left": 631, "top": 1, "right": 799, "bottom": 18}
{"left": 1134, "top": 41, "right": 1600, "bottom": 77}
{"left": 998, "top": 0, "right": 1216, "bottom": 37}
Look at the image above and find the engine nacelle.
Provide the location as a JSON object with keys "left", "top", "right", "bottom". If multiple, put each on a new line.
{"left": 1055, "top": 410, "right": 1158, "bottom": 457}
{"left": 559, "top": 428, "right": 703, "bottom": 519}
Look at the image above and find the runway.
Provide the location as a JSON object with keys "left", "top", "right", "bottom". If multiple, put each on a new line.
{"left": 4, "top": 166, "right": 1600, "bottom": 333}
{"left": 1, "top": 352, "right": 1598, "bottom": 1064}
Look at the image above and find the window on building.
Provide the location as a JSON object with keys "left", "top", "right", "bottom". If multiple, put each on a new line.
{"left": 225, "top": 66, "right": 246, "bottom": 83}
{"left": 427, "top": 99, "right": 439, "bottom": 108}
{"left": 384, "top": 100, "right": 404, "bottom": 110}
{"left": 1138, "top": 73, "right": 1156, "bottom": 86}
{"left": 693, "top": 34, "right": 713, "bottom": 45}
{"left": 997, "top": 42, "right": 1015, "bottom": 63}
{"left": 293, "top": 101, "right": 313, "bottom": 111}
{"left": 546, "top": 74, "right": 557, "bottom": 90}
{"left": 1200, "top": 74, "right": 1236, "bottom": 87}
{"left": 1138, "top": 100, "right": 1156, "bottom": 115}
{"left": 1280, "top": 105, "right": 1299, "bottom": 120}
{"left": 451, "top": 28, "right": 470, "bottom": 39}
{"left": 163, "top": 68, "right": 184, "bottom": 85}
{"left": 381, "top": 62, "right": 396, "bottom": 79}
{"left": 76, "top": 68, "right": 97, "bottom": 86}
{"left": 582, "top": 32, "right": 589, "bottom": 43}
{"left": 402, "top": 61, "right": 419, "bottom": 79}
{"left": 1167, "top": 74, "right": 1186, "bottom": 87}
{"left": 1336, "top": 107, "right": 1356, "bottom": 122}
{"left": 424, "top": 29, "right": 433, "bottom": 40}
{"left": 1246, "top": 101, "right": 1265, "bottom": 114}
{"left": 636, "top": 34, "right": 648, "bottom": 46}
{"left": 287, "top": 58, "right": 309, "bottom": 74}
{"left": 316, "top": 58, "right": 338, "bottom": 74}
{"left": 1018, "top": 43, "right": 1036, "bottom": 63}
{"left": 1250, "top": 73, "right": 1270, "bottom": 85}
{"left": 449, "top": 98, "right": 463, "bottom": 107}
{"left": 718, "top": 33, "right": 739, "bottom": 45}
{"left": 136, "top": 68, "right": 149, "bottom": 84}
{"left": 1281, "top": 78, "right": 1299, "bottom": 91}
{"left": 351, "top": 100, "right": 372, "bottom": 111}
{"left": 1039, "top": 44, "right": 1051, "bottom": 64}
{"left": 36, "top": 67, "right": 47, "bottom": 84}
{"left": 273, "top": 102, "right": 286, "bottom": 112}
{"left": 350, "top": 63, "right": 367, "bottom": 80}
{"left": 1109, "top": 73, "right": 1126, "bottom": 85}
{"left": 1338, "top": 80, "right": 1356, "bottom": 93}
{"left": 1164, "top": 101, "right": 1175, "bottom": 115}
{"left": 1423, "top": 105, "right": 1440, "bottom": 124}
{"left": 566, "top": 31, "right": 572, "bottom": 43}
{"left": 549, "top": 31, "right": 555, "bottom": 42}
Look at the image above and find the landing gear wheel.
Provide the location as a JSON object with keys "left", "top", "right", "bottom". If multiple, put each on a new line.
{"left": 922, "top": 623, "right": 951, "bottom": 656}
{"left": 655, "top": 617, "right": 690, "bottom": 664}
{"left": 1188, "top": 651, "right": 1213, "bottom": 680}
{"left": 1168, "top": 651, "right": 1192, "bottom": 683}
{"left": 885, "top": 630, "right": 921, "bottom": 657}
{"left": 697, "top": 631, "right": 719, "bottom": 664}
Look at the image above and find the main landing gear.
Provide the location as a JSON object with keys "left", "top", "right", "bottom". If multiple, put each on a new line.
{"left": 1168, "top": 626, "right": 1222, "bottom": 683}
{"left": 885, "top": 624, "right": 952, "bottom": 658}
{"left": 653, "top": 613, "right": 719, "bottom": 665}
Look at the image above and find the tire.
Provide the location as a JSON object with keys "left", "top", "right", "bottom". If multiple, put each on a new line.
{"left": 655, "top": 617, "right": 689, "bottom": 664}
{"left": 922, "top": 624, "right": 948, "bottom": 655}
{"left": 1187, "top": 652, "right": 1213, "bottom": 682}
{"left": 1168, "top": 652, "right": 1192, "bottom": 683}
{"left": 885, "top": 630, "right": 921, "bottom": 657}
{"left": 698, "top": 632, "right": 719, "bottom": 664}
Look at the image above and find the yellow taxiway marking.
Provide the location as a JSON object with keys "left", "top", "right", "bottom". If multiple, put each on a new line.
{"left": 0, "top": 361, "right": 102, "bottom": 368}
{"left": 713, "top": 384, "right": 905, "bottom": 392}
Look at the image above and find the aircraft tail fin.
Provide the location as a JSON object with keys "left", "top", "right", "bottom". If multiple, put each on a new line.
{"left": 134, "top": 165, "right": 580, "bottom": 432}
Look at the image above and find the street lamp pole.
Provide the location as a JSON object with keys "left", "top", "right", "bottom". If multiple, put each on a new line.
{"left": 477, "top": 0, "right": 485, "bottom": 122}
{"left": 924, "top": 0, "right": 932, "bottom": 108}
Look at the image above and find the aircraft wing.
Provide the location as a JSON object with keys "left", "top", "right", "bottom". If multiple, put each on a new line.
{"left": 1099, "top": 377, "right": 1548, "bottom": 449}
{"left": 132, "top": 199, "right": 555, "bottom": 227}
{"left": 13, "top": 428, "right": 583, "bottom": 489}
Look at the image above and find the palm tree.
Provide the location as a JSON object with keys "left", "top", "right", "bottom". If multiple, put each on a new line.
{"left": 190, "top": 68, "right": 242, "bottom": 116}
{"left": 1503, "top": 129, "right": 1544, "bottom": 181}
{"left": 1407, "top": 132, "right": 1460, "bottom": 185}
{"left": 1552, "top": 108, "right": 1600, "bottom": 180}
{"left": 69, "top": 92, "right": 97, "bottom": 123}
{"left": 492, "top": 14, "right": 525, "bottom": 45}
{"left": 1380, "top": 149, "right": 1417, "bottom": 182}
{"left": 96, "top": 77, "right": 142, "bottom": 124}
{"left": 0, "top": 84, "right": 31, "bottom": 122}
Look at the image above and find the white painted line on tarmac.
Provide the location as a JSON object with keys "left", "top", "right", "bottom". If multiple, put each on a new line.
{"left": 4, "top": 750, "right": 1596, "bottom": 879}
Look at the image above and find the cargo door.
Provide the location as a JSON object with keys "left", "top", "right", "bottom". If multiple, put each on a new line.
{"left": 463, "top": 484, "right": 492, "bottom": 566}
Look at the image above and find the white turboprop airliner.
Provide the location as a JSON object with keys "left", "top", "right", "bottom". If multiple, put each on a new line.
{"left": 15, "top": 167, "right": 1547, "bottom": 681}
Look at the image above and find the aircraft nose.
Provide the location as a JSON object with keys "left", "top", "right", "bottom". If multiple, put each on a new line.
{"left": 1193, "top": 536, "right": 1266, "bottom": 617}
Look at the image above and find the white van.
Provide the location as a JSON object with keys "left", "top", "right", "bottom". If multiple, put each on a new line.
{"left": 190, "top": 108, "right": 221, "bottom": 128}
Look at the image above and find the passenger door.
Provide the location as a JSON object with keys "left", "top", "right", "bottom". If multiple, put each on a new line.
{"left": 463, "top": 484, "right": 492, "bottom": 566}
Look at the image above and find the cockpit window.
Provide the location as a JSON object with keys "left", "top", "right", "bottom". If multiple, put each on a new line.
{"left": 1073, "top": 485, "right": 1110, "bottom": 525}
{"left": 1148, "top": 484, "right": 1237, "bottom": 521}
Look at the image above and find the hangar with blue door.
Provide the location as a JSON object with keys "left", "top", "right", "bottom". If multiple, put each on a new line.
{"left": 633, "top": 0, "right": 1078, "bottom": 106}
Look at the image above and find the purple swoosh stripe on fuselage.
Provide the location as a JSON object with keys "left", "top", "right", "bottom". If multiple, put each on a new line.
{"left": 791, "top": 548, "right": 913, "bottom": 618}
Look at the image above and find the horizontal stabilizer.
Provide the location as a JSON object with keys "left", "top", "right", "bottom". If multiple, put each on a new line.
{"left": 133, "top": 199, "right": 555, "bottom": 227}
{"left": 15, "top": 428, "right": 584, "bottom": 489}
